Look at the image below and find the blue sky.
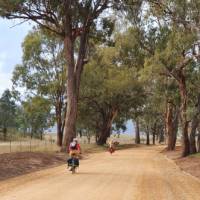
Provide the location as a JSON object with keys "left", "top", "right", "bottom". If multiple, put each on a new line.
{"left": 123, "top": 120, "right": 135, "bottom": 135}
{"left": 0, "top": 19, "right": 32, "bottom": 95}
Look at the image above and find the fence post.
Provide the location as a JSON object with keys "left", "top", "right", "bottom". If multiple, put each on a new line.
{"left": 38, "top": 140, "right": 40, "bottom": 152}
{"left": 30, "top": 139, "right": 32, "bottom": 152}
{"left": 10, "top": 140, "right": 11, "bottom": 153}
{"left": 20, "top": 140, "right": 22, "bottom": 152}
{"left": 51, "top": 139, "right": 53, "bottom": 151}
{"left": 45, "top": 140, "right": 47, "bottom": 151}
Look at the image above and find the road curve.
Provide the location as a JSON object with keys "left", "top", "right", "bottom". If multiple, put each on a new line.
{"left": 0, "top": 146, "right": 200, "bottom": 200}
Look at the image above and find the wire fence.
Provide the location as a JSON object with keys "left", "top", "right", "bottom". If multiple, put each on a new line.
{"left": 0, "top": 134, "right": 139, "bottom": 154}
{"left": 0, "top": 138, "right": 59, "bottom": 154}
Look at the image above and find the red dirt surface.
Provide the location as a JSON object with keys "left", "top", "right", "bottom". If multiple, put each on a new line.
{"left": 0, "top": 152, "right": 66, "bottom": 181}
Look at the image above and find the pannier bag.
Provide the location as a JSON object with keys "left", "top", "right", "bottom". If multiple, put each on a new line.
{"left": 67, "top": 158, "right": 79, "bottom": 166}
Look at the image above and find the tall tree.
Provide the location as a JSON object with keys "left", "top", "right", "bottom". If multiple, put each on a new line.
{"left": 12, "top": 28, "right": 66, "bottom": 146}
{"left": 115, "top": 27, "right": 147, "bottom": 144}
{"left": 187, "top": 62, "right": 200, "bottom": 154}
{"left": 148, "top": 0, "right": 200, "bottom": 157}
{"left": 0, "top": 90, "right": 16, "bottom": 140}
{"left": 80, "top": 45, "right": 145, "bottom": 145}
{"left": 0, "top": 0, "right": 124, "bottom": 149}
{"left": 135, "top": 118, "right": 140, "bottom": 144}
{"left": 22, "top": 96, "right": 52, "bottom": 139}
{"left": 165, "top": 101, "right": 179, "bottom": 150}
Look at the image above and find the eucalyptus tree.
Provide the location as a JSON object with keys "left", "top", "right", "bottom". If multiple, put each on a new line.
{"left": 114, "top": 26, "right": 148, "bottom": 144}
{"left": 0, "top": 0, "right": 129, "bottom": 149}
{"left": 22, "top": 96, "right": 52, "bottom": 139}
{"left": 12, "top": 28, "right": 66, "bottom": 146}
{"left": 144, "top": 27, "right": 199, "bottom": 156}
{"left": 0, "top": 90, "right": 16, "bottom": 141}
{"left": 186, "top": 60, "right": 200, "bottom": 153}
{"left": 124, "top": 0, "right": 200, "bottom": 156}
{"left": 141, "top": 40, "right": 181, "bottom": 150}
{"left": 80, "top": 45, "right": 145, "bottom": 145}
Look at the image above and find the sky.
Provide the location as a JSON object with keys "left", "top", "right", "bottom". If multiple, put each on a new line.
{"left": 0, "top": 19, "right": 32, "bottom": 95}
{"left": 0, "top": 18, "right": 135, "bottom": 135}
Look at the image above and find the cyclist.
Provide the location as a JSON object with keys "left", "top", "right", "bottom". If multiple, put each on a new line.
{"left": 67, "top": 138, "right": 81, "bottom": 171}
{"left": 69, "top": 138, "right": 81, "bottom": 156}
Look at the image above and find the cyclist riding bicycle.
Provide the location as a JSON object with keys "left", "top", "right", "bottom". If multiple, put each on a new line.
{"left": 108, "top": 139, "right": 115, "bottom": 154}
{"left": 67, "top": 138, "right": 81, "bottom": 171}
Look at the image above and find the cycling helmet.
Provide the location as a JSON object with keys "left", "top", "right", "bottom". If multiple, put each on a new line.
{"left": 73, "top": 138, "right": 78, "bottom": 142}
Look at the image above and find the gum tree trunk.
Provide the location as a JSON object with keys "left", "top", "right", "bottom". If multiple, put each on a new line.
{"left": 97, "top": 110, "right": 118, "bottom": 145}
{"left": 189, "top": 94, "right": 200, "bottom": 154}
{"left": 159, "top": 127, "right": 165, "bottom": 143}
{"left": 146, "top": 125, "right": 150, "bottom": 145}
{"left": 166, "top": 102, "right": 175, "bottom": 150}
{"left": 3, "top": 127, "right": 7, "bottom": 141}
{"left": 56, "top": 101, "right": 63, "bottom": 146}
{"left": 62, "top": 35, "right": 77, "bottom": 149}
{"left": 166, "top": 57, "right": 192, "bottom": 156}
{"left": 97, "top": 125, "right": 111, "bottom": 145}
{"left": 166, "top": 101, "right": 179, "bottom": 151}
{"left": 62, "top": 27, "right": 89, "bottom": 150}
{"left": 189, "top": 118, "right": 198, "bottom": 154}
{"left": 178, "top": 75, "right": 190, "bottom": 157}
{"left": 197, "top": 133, "right": 200, "bottom": 153}
{"left": 152, "top": 122, "right": 157, "bottom": 145}
{"left": 135, "top": 119, "right": 140, "bottom": 144}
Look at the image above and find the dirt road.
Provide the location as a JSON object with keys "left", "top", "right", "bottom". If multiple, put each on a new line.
{"left": 1, "top": 146, "right": 200, "bottom": 200}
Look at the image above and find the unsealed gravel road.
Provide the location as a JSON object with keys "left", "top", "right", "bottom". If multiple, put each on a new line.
{"left": 1, "top": 146, "right": 200, "bottom": 200}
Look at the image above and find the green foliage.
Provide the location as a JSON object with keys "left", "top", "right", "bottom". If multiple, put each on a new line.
{"left": 0, "top": 90, "right": 16, "bottom": 129}
{"left": 0, "top": 1, "right": 119, "bottom": 37}
{"left": 136, "top": 1, "right": 200, "bottom": 139}
{"left": 115, "top": 27, "right": 146, "bottom": 68}
{"left": 12, "top": 28, "right": 66, "bottom": 135}
{"left": 78, "top": 34, "right": 146, "bottom": 134}
{"left": 0, "top": 90, "right": 17, "bottom": 140}
{"left": 22, "top": 96, "right": 52, "bottom": 138}
{"left": 12, "top": 28, "right": 66, "bottom": 99}
{"left": 2, "top": 0, "right": 200, "bottom": 144}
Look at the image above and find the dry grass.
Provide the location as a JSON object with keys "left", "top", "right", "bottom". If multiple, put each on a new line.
{"left": 190, "top": 152, "right": 200, "bottom": 157}
{"left": 0, "top": 140, "right": 59, "bottom": 154}
{"left": 0, "top": 138, "right": 138, "bottom": 181}
{"left": 0, "top": 134, "right": 135, "bottom": 154}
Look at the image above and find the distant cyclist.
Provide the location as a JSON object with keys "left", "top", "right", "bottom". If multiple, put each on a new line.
{"left": 108, "top": 139, "right": 115, "bottom": 154}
